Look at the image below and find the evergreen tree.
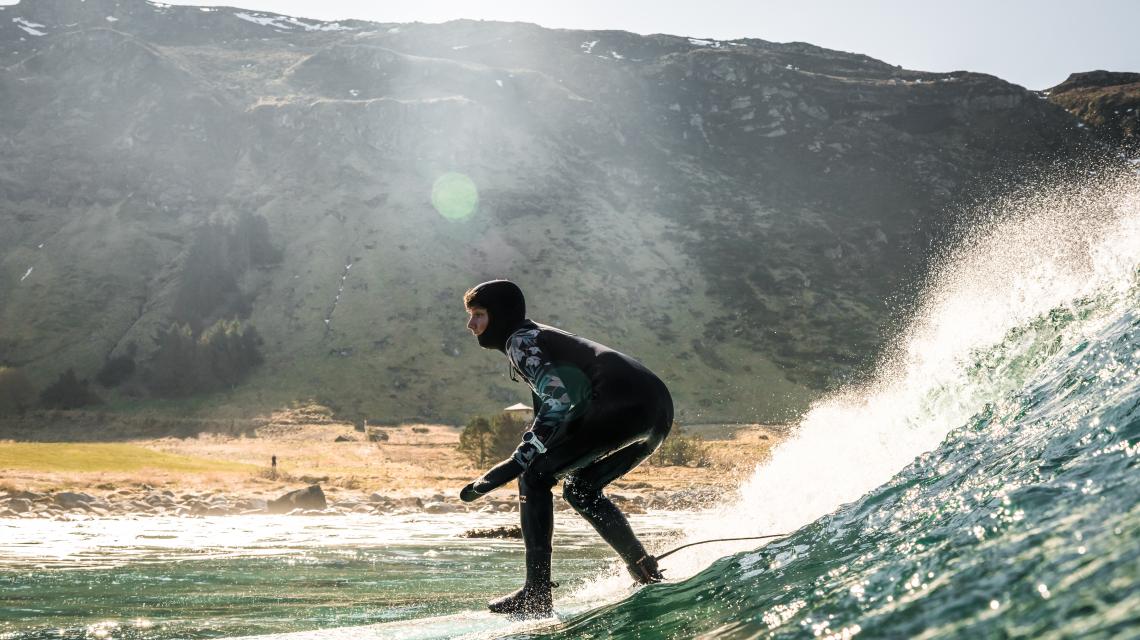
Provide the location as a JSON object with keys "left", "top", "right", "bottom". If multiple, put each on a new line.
{"left": 39, "top": 368, "right": 102, "bottom": 409}
{"left": 0, "top": 367, "right": 35, "bottom": 415}
{"left": 458, "top": 416, "right": 493, "bottom": 467}
{"left": 145, "top": 319, "right": 262, "bottom": 397}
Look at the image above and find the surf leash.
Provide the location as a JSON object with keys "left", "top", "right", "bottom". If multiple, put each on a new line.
{"left": 654, "top": 533, "right": 789, "bottom": 561}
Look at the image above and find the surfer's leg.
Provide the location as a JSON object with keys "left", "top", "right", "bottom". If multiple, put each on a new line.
{"left": 563, "top": 387, "right": 672, "bottom": 583}
{"left": 488, "top": 470, "right": 556, "bottom": 617}
{"left": 518, "top": 470, "right": 555, "bottom": 573}
{"left": 563, "top": 438, "right": 666, "bottom": 583}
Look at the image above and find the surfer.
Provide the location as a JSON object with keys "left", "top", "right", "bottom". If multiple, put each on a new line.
{"left": 460, "top": 279, "right": 674, "bottom": 618}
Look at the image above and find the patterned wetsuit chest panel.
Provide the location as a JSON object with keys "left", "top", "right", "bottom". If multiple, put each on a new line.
{"left": 504, "top": 327, "right": 569, "bottom": 437}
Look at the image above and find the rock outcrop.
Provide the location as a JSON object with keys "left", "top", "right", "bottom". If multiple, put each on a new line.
{"left": 1047, "top": 71, "right": 1140, "bottom": 154}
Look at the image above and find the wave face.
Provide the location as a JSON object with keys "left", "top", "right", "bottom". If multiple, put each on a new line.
{"left": 519, "top": 173, "right": 1140, "bottom": 639}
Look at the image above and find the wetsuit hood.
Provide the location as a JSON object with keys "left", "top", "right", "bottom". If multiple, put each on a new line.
{"left": 466, "top": 279, "right": 528, "bottom": 352}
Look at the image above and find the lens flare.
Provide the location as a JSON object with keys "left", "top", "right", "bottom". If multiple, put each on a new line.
{"left": 431, "top": 172, "right": 478, "bottom": 220}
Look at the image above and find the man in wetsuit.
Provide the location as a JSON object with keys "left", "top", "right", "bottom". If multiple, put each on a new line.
{"left": 460, "top": 279, "right": 674, "bottom": 618}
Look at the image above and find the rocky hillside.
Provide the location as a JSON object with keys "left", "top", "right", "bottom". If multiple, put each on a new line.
{"left": 1047, "top": 70, "right": 1140, "bottom": 155}
{"left": 0, "top": 0, "right": 1108, "bottom": 424}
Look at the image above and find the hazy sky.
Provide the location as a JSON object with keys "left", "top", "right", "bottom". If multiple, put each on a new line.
{"left": 144, "top": 0, "right": 1140, "bottom": 90}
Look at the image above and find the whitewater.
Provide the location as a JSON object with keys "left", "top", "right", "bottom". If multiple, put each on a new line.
{"left": 525, "top": 171, "right": 1140, "bottom": 638}
{"left": 1, "top": 170, "right": 1137, "bottom": 639}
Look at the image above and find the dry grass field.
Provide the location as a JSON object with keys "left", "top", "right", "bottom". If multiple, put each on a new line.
{"left": 0, "top": 403, "right": 787, "bottom": 503}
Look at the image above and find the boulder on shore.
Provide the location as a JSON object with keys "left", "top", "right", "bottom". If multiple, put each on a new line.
{"left": 423, "top": 501, "right": 459, "bottom": 514}
{"left": 267, "top": 485, "right": 327, "bottom": 514}
{"left": 54, "top": 492, "right": 96, "bottom": 509}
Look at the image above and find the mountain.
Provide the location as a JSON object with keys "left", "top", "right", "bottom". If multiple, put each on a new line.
{"left": 0, "top": 0, "right": 1112, "bottom": 424}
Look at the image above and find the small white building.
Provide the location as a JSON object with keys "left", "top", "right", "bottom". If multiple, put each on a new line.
{"left": 503, "top": 402, "right": 533, "bottom": 417}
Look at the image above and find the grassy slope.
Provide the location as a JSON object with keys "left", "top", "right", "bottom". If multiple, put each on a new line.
{"left": 0, "top": 443, "right": 255, "bottom": 473}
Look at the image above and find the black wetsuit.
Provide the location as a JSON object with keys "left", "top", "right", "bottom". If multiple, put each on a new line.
{"left": 464, "top": 279, "right": 672, "bottom": 615}
{"left": 503, "top": 320, "right": 674, "bottom": 570}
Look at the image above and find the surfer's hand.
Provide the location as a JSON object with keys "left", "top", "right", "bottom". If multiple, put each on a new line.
{"left": 459, "top": 457, "right": 525, "bottom": 502}
{"left": 460, "top": 482, "right": 483, "bottom": 502}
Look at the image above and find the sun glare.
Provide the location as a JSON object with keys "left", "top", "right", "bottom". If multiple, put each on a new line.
{"left": 431, "top": 172, "right": 479, "bottom": 220}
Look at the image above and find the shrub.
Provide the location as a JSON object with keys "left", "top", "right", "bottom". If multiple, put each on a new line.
{"left": 0, "top": 367, "right": 35, "bottom": 415}
{"left": 457, "top": 411, "right": 528, "bottom": 467}
{"left": 39, "top": 368, "right": 102, "bottom": 409}
{"left": 649, "top": 426, "right": 710, "bottom": 467}
{"left": 489, "top": 411, "right": 528, "bottom": 459}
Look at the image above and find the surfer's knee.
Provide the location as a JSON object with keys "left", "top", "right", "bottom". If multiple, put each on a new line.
{"left": 562, "top": 477, "right": 601, "bottom": 513}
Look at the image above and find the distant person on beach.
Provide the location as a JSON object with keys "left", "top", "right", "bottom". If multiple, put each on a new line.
{"left": 460, "top": 279, "right": 673, "bottom": 618}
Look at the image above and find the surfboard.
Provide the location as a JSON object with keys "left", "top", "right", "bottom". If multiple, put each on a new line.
{"left": 235, "top": 608, "right": 564, "bottom": 640}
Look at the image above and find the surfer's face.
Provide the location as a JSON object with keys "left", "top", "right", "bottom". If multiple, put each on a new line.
{"left": 466, "top": 305, "right": 489, "bottom": 337}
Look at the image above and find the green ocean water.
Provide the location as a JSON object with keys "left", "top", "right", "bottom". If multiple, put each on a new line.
{"left": 0, "top": 513, "right": 688, "bottom": 639}
{"left": 520, "top": 275, "right": 1140, "bottom": 639}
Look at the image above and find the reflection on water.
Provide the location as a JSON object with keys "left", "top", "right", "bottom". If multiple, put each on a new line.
{"left": 0, "top": 512, "right": 699, "bottom": 639}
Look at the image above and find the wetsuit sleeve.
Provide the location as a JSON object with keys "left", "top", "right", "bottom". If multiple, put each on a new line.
{"left": 506, "top": 332, "right": 573, "bottom": 468}
{"left": 530, "top": 390, "right": 542, "bottom": 415}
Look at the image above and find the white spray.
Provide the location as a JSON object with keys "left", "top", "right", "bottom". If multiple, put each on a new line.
{"left": 571, "top": 171, "right": 1140, "bottom": 602}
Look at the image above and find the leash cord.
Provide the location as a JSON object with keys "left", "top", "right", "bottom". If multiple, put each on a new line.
{"left": 654, "top": 534, "right": 789, "bottom": 561}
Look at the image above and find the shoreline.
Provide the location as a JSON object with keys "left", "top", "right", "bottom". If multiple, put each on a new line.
{"left": 0, "top": 483, "right": 729, "bottom": 520}
{"left": 0, "top": 412, "right": 786, "bottom": 520}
